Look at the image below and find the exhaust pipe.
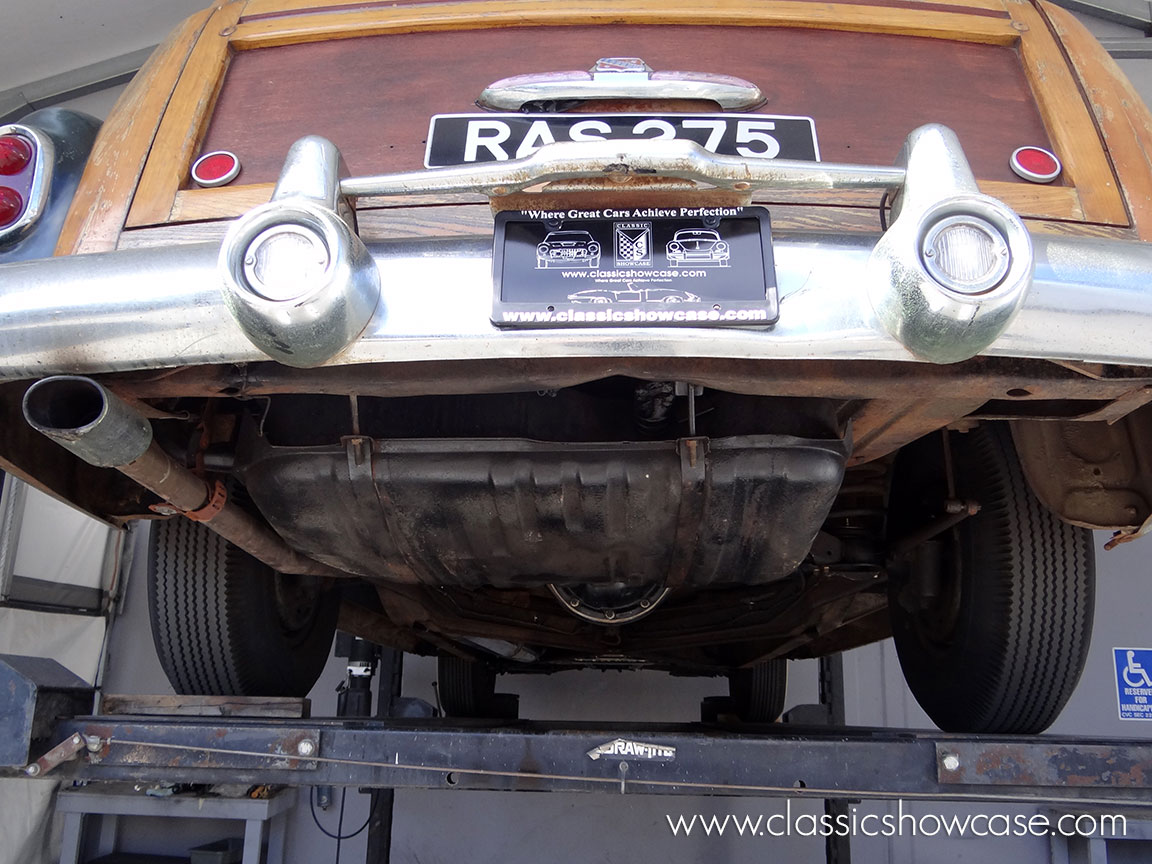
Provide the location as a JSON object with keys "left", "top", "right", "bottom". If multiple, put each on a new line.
{"left": 23, "top": 376, "right": 340, "bottom": 578}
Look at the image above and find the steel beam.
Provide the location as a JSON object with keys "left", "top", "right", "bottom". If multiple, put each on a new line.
{"left": 21, "top": 716, "right": 1152, "bottom": 807}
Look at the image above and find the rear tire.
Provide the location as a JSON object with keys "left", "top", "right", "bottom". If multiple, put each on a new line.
{"left": 436, "top": 655, "right": 498, "bottom": 717}
{"left": 887, "top": 423, "right": 1094, "bottom": 734}
{"left": 148, "top": 517, "right": 338, "bottom": 697}
{"left": 728, "top": 659, "right": 788, "bottom": 723}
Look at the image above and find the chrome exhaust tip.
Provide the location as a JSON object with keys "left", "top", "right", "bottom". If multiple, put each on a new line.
{"left": 22, "top": 375, "right": 152, "bottom": 468}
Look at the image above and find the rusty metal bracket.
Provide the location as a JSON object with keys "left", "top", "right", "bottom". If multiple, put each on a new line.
{"left": 24, "top": 732, "right": 102, "bottom": 777}
{"left": 1105, "top": 510, "right": 1152, "bottom": 550}
{"left": 936, "top": 741, "right": 1152, "bottom": 789}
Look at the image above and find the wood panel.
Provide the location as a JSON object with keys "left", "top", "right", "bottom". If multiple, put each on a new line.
{"left": 98, "top": 0, "right": 1129, "bottom": 240}
{"left": 1042, "top": 1, "right": 1152, "bottom": 239}
{"left": 242, "top": 0, "right": 1013, "bottom": 18}
{"left": 120, "top": 198, "right": 1128, "bottom": 251}
{"left": 199, "top": 27, "right": 1049, "bottom": 187}
{"left": 53, "top": 9, "right": 214, "bottom": 254}
{"left": 172, "top": 183, "right": 1087, "bottom": 230}
{"left": 126, "top": 1, "right": 250, "bottom": 228}
{"left": 100, "top": 694, "right": 309, "bottom": 718}
{"left": 169, "top": 182, "right": 275, "bottom": 222}
{"left": 166, "top": 178, "right": 1087, "bottom": 226}
{"left": 978, "top": 180, "right": 1083, "bottom": 220}
{"left": 229, "top": 1, "right": 1021, "bottom": 51}
{"left": 1006, "top": 0, "right": 1128, "bottom": 225}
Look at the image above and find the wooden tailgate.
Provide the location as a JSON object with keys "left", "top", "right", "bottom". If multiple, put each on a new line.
{"left": 59, "top": 0, "right": 1132, "bottom": 253}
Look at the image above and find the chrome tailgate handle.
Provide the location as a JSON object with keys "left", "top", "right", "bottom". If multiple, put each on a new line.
{"left": 479, "top": 57, "right": 764, "bottom": 110}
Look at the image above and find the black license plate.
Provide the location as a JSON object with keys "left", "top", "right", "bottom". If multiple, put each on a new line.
{"left": 426, "top": 113, "right": 819, "bottom": 166}
{"left": 492, "top": 206, "right": 778, "bottom": 328}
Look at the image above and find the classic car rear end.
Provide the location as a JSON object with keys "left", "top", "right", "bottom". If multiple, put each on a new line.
{"left": 3, "top": 0, "right": 1151, "bottom": 733}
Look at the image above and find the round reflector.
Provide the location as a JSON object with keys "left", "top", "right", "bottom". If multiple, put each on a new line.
{"left": 1010, "top": 146, "right": 1061, "bottom": 183}
{"left": 922, "top": 215, "right": 1011, "bottom": 295}
{"left": 242, "top": 224, "right": 330, "bottom": 301}
{"left": 191, "top": 150, "right": 240, "bottom": 187}
{"left": 0, "top": 135, "right": 32, "bottom": 176}
{"left": 0, "top": 186, "right": 23, "bottom": 227}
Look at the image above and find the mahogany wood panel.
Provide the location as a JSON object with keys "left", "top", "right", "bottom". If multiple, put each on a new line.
{"left": 200, "top": 25, "right": 1050, "bottom": 188}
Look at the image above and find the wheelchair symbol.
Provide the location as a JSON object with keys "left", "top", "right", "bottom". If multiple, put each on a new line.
{"left": 1123, "top": 650, "right": 1152, "bottom": 688}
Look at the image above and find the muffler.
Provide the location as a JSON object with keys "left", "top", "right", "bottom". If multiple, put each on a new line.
{"left": 22, "top": 375, "right": 339, "bottom": 578}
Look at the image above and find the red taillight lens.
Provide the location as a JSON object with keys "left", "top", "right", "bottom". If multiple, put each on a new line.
{"left": 0, "top": 186, "right": 24, "bottom": 227}
{"left": 0, "top": 136, "right": 32, "bottom": 176}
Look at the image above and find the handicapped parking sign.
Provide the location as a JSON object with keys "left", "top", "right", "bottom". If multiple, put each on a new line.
{"left": 1114, "top": 648, "right": 1152, "bottom": 720}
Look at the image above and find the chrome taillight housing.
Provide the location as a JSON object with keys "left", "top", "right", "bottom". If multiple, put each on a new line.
{"left": 0, "top": 124, "right": 54, "bottom": 242}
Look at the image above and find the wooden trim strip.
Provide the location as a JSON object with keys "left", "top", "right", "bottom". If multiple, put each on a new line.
{"left": 53, "top": 9, "right": 215, "bottom": 254}
{"left": 243, "top": 0, "right": 1012, "bottom": 17}
{"left": 124, "top": 195, "right": 1130, "bottom": 251}
{"left": 1006, "top": 0, "right": 1127, "bottom": 225}
{"left": 169, "top": 182, "right": 275, "bottom": 222}
{"left": 978, "top": 179, "right": 1083, "bottom": 220}
{"left": 166, "top": 177, "right": 1084, "bottom": 224}
{"left": 126, "top": 1, "right": 250, "bottom": 228}
{"left": 242, "top": 0, "right": 1012, "bottom": 21}
{"left": 1041, "top": 1, "right": 1152, "bottom": 239}
{"left": 229, "top": 1, "right": 1022, "bottom": 51}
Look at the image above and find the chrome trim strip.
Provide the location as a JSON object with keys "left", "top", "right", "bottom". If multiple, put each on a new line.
{"left": 341, "top": 138, "right": 905, "bottom": 198}
{"left": 1, "top": 232, "right": 1151, "bottom": 379}
{"left": 479, "top": 60, "right": 764, "bottom": 110}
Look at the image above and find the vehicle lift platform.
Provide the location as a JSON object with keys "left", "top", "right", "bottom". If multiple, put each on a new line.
{"left": 4, "top": 653, "right": 1152, "bottom": 810}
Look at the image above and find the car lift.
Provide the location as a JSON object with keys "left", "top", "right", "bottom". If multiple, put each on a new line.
{"left": 4, "top": 651, "right": 1152, "bottom": 863}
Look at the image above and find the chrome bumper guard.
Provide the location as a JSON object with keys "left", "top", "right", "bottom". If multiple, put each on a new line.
{"left": 1, "top": 124, "right": 1151, "bottom": 379}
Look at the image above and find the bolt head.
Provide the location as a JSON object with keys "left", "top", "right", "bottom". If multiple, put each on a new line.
{"left": 942, "top": 754, "right": 961, "bottom": 772}
{"left": 297, "top": 739, "right": 316, "bottom": 757}
{"left": 24, "top": 764, "right": 41, "bottom": 777}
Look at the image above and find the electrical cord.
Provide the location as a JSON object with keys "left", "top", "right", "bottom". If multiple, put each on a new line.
{"left": 879, "top": 190, "right": 890, "bottom": 231}
{"left": 309, "top": 785, "right": 375, "bottom": 841}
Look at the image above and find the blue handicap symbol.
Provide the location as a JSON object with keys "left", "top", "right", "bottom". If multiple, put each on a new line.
{"left": 1114, "top": 648, "right": 1152, "bottom": 720}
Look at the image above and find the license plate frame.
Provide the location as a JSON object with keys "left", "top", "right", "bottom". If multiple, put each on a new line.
{"left": 491, "top": 206, "right": 778, "bottom": 329}
{"left": 426, "top": 113, "right": 820, "bottom": 167}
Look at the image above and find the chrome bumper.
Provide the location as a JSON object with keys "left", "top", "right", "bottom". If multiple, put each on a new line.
{"left": 1, "top": 126, "right": 1150, "bottom": 379}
